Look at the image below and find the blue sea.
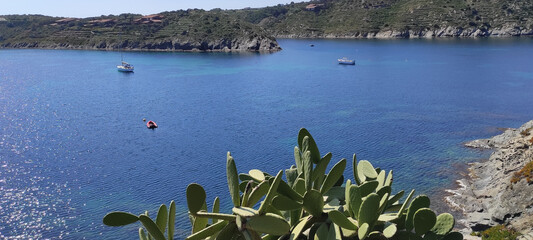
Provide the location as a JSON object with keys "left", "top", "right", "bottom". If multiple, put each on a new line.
{"left": 1, "top": 38, "right": 533, "bottom": 239}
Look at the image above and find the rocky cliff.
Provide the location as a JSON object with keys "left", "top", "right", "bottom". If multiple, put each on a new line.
{"left": 446, "top": 121, "right": 533, "bottom": 239}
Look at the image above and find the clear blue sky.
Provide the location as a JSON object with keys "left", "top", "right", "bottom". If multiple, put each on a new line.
{"left": 2, "top": 0, "right": 300, "bottom": 18}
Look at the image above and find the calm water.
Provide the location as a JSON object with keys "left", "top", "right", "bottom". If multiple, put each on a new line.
{"left": 1, "top": 38, "right": 533, "bottom": 239}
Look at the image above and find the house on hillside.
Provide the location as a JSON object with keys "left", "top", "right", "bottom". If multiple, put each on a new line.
{"left": 305, "top": 3, "right": 325, "bottom": 11}
{"left": 86, "top": 19, "right": 116, "bottom": 26}
{"left": 134, "top": 14, "right": 164, "bottom": 24}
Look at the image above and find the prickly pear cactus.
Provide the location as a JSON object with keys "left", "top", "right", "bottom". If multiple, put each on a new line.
{"left": 103, "top": 128, "right": 463, "bottom": 240}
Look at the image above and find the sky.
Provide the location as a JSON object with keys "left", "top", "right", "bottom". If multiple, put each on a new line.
{"left": 1, "top": 0, "right": 299, "bottom": 18}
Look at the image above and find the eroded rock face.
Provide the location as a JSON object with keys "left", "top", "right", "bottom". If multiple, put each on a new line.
{"left": 446, "top": 121, "right": 533, "bottom": 238}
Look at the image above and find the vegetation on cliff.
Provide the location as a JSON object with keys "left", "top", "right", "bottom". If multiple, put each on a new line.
{"left": 0, "top": 10, "right": 280, "bottom": 51}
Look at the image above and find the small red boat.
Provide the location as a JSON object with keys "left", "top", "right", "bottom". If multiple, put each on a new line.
{"left": 146, "top": 120, "right": 158, "bottom": 129}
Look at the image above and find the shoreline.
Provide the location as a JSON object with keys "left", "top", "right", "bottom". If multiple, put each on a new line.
{"left": 445, "top": 120, "right": 533, "bottom": 239}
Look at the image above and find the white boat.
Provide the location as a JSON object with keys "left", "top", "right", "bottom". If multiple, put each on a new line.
{"left": 117, "top": 61, "right": 134, "bottom": 72}
{"left": 338, "top": 57, "right": 355, "bottom": 65}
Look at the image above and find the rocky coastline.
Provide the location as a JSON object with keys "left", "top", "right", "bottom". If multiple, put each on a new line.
{"left": 446, "top": 121, "right": 533, "bottom": 239}
{"left": 0, "top": 36, "right": 281, "bottom": 52}
{"left": 275, "top": 26, "right": 533, "bottom": 39}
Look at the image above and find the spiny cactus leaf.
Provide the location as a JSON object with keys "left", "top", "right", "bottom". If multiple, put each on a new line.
{"left": 312, "top": 152, "right": 332, "bottom": 182}
{"left": 431, "top": 213, "right": 455, "bottom": 235}
{"left": 314, "top": 223, "right": 329, "bottom": 240}
{"left": 249, "top": 169, "right": 266, "bottom": 182}
{"left": 413, "top": 208, "right": 436, "bottom": 236}
{"left": 383, "top": 224, "right": 397, "bottom": 238}
{"left": 324, "top": 186, "right": 344, "bottom": 202}
{"left": 358, "top": 223, "right": 370, "bottom": 240}
{"left": 186, "top": 183, "right": 207, "bottom": 214}
{"left": 241, "top": 181, "right": 254, "bottom": 207}
{"left": 246, "top": 181, "right": 269, "bottom": 207}
{"left": 359, "top": 180, "right": 379, "bottom": 197}
{"left": 405, "top": 195, "right": 431, "bottom": 231}
{"left": 357, "top": 160, "right": 378, "bottom": 180}
{"left": 397, "top": 189, "right": 415, "bottom": 218}
{"left": 192, "top": 204, "right": 208, "bottom": 233}
{"left": 303, "top": 151, "right": 313, "bottom": 192}
{"left": 441, "top": 231, "right": 463, "bottom": 240}
{"left": 277, "top": 180, "right": 304, "bottom": 202}
{"left": 303, "top": 189, "right": 324, "bottom": 217}
{"left": 103, "top": 212, "right": 139, "bottom": 226}
{"left": 378, "top": 213, "right": 398, "bottom": 222}
{"left": 329, "top": 210, "right": 357, "bottom": 230}
{"left": 298, "top": 128, "right": 321, "bottom": 164}
{"left": 353, "top": 154, "right": 363, "bottom": 185}
{"left": 258, "top": 170, "right": 283, "bottom": 215}
{"left": 138, "top": 227, "right": 148, "bottom": 240}
{"left": 324, "top": 198, "right": 342, "bottom": 213}
{"left": 293, "top": 178, "right": 306, "bottom": 196}
{"left": 227, "top": 152, "right": 241, "bottom": 207}
{"left": 155, "top": 204, "right": 168, "bottom": 234}
{"left": 272, "top": 195, "right": 302, "bottom": 211}
{"left": 246, "top": 213, "right": 291, "bottom": 235}
{"left": 139, "top": 214, "right": 166, "bottom": 240}
{"left": 239, "top": 173, "right": 255, "bottom": 182}
{"left": 211, "top": 197, "right": 220, "bottom": 224}
{"left": 377, "top": 186, "right": 391, "bottom": 203}
{"left": 294, "top": 147, "right": 303, "bottom": 175}
{"left": 368, "top": 231, "right": 387, "bottom": 240}
{"left": 384, "top": 170, "right": 393, "bottom": 187}
{"left": 358, "top": 193, "right": 380, "bottom": 227}
{"left": 185, "top": 220, "right": 227, "bottom": 240}
{"left": 345, "top": 179, "right": 352, "bottom": 217}
{"left": 285, "top": 166, "right": 299, "bottom": 187}
{"left": 376, "top": 170, "right": 386, "bottom": 189}
{"left": 289, "top": 218, "right": 309, "bottom": 240}
{"left": 349, "top": 185, "right": 363, "bottom": 218}
{"left": 169, "top": 201, "right": 176, "bottom": 240}
{"left": 232, "top": 207, "right": 259, "bottom": 217}
{"left": 216, "top": 221, "right": 238, "bottom": 240}
{"left": 195, "top": 212, "right": 237, "bottom": 222}
{"left": 320, "top": 158, "right": 347, "bottom": 195}
{"left": 387, "top": 190, "right": 405, "bottom": 206}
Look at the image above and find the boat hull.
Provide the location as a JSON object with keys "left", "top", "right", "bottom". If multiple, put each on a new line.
{"left": 117, "top": 66, "right": 134, "bottom": 72}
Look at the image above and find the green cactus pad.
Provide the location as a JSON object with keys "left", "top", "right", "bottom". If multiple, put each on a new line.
{"left": 383, "top": 223, "right": 397, "bottom": 238}
{"left": 397, "top": 189, "right": 415, "bottom": 218}
{"left": 258, "top": 170, "right": 283, "bottom": 214}
{"left": 441, "top": 232, "right": 463, "bottom": 240}
{"left": 245, "top": 213, "right": 291, "bottom": 235}
{"left": 238, "top": 173, "right": 254, "bottom": 182}
{"left": 387, "top": 190, "right": 405, "bottom": 206}
{"left": 215, "top": 221, "right": 237, "bottom": 240}
{"left": 357, "top": 160, "right": 378, "bottom": 179}
{"left": 413, "top": 208, "right": 436, "bottom": 236}
{"left": 285, "top": 166, "right": 299, "bottom": 187}
{"left": 384, "top": 170, "right": 393, "bottom": 187}
{"left": 348, "top": 185, "right": 362, "bottom": 218}
{"left": 312, "top": 152, "right": 332, "bottom": 182}
{"left": 185, "top": 220, "right": 227, "bottom": 240}
{"left": 358, "top": 223, "right": 370, "bottom": 240}
{"left": 353, "top": 154, "right": 363, "bottom": 185}
{"left": 431, "top": 213, "right": 455, "bottom": 235}
{"left": 358, "top": 193, "right": 380, "bottom": 227}
{"left": 155, "top": 204, "right": 168, "bottom": 234}
{"left": 405, "top": 195, "right": 431, "bottom": 231}
{"left": 138, "top": 228, "right": 148, "bottom": 240}
{"left": 102, "top": 212, "right": 139, "bottom": 226}
{"left": 303, "top": 189, "right": 325, "bottom": 217}
{"left": 303, "top": 150, "right": 313, "bottom": 191}
{"left": 226, "top": 152, "right": 241, "bottom": 207}
{"left": 139, "top": 214, "right": 166, "bottom": 240}
{"left": 314, "top": 223, "right": 329, "bottom": 240}
{"left": 192, "top": 203, "right": 208, "bottom": 233}
{"left": 329, "top": 210, "right": 357, "bottom": 230}
{"left": 298, "top": 128, "right": 321, "bottom": 164}
{"left": 272, "top": 195, "right": 302, "bottom": 211}
{"left": 368, "top": 231, "right": 387, "bottom": 240}
{"left": 232, "top": 206, "right": 258, "bottom": 217}
{"left": 378, "top": 213, "right": 398, "bottom": 222}
{"left": 277, "top": 180, "right": 304, "bottom": 202}
{"left": 294, "top": 146, "right": 303, "bottom": 175}
{"left": 359, "top": 180, "right": 379, "bottom": 197}
{"left": 423, "top": 231, "right": 438, "bottom": 240}
{"left": 249, "top": 169, "right": 266, "bottom": 182}
{"left": 186, "top": 183, "right": 206, "bottom": 214}
{"left": 377, "top": 170, "right": 386, "bottom": 189}
{"left": 246, "top": 181, "right": 269, "bottom": 207}
{"left": 289, "top": 218, "right": 309, "bottom": 240}
{"left": 320, "top": 158, "right": 347, "bottom": 195}
{"left": 169, "top": 200, "right": 176, "bottom": 240}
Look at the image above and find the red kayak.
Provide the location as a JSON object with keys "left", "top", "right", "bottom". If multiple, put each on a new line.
{"left": 146, "top": 120, "right": 158, "bottom": 129}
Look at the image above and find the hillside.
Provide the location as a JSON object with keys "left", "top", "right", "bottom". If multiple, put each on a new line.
{"left": 233, "top": 0, "right": 533, "bottom": 38}
{"left": 0, "top": 10, "right": 281, "bottom": 52}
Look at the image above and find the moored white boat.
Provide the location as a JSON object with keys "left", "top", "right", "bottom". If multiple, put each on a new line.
{"left": 338, "top": 57, "right": 355, "bottom": 65}
{"left": 117, "top": 61, "right": 134, "bottom": 72}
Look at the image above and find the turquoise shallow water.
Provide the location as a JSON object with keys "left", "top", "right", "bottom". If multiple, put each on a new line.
{"left": 1, "top": 38, "right": 533, "bottom": 239}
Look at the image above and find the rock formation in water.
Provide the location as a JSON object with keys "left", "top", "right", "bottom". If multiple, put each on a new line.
{"left": 446, "top": 121, "right": 533, "bottom": 239}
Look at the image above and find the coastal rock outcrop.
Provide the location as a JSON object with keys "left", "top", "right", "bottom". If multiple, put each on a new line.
{"left": 446, "top": 121, "right": 533, "bottom": 238}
